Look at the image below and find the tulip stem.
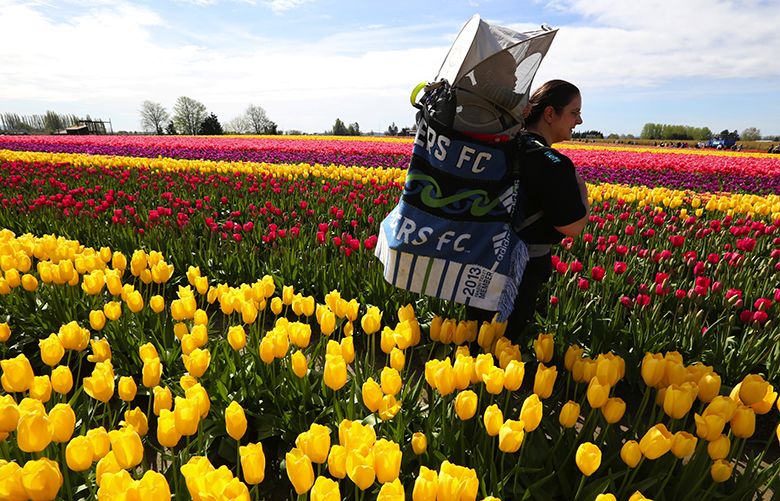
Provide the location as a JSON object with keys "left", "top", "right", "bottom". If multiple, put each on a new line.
{"left": 631, "top": 385, "right": 651, "bottom": 436}
{"left": 573, "top": 474, "right": 586, "bottom": 500}
{"left": 655, "top": 457, "right": 678, "bottom": 496}
{"left": 60, "top": 443, "right": 74, "bottom": 501}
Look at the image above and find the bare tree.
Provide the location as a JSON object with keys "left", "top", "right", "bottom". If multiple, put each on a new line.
{"left": 224, "top": 116, "right": 250, "bottom": 134}
{"left": 173, "top": 96, "right": 208, "bottom": 135}
{"left": 140, "top": 101, "right": 170, "bottom": 135}
{"left": 245, "top": 104, "right": 273, "bottom": 134}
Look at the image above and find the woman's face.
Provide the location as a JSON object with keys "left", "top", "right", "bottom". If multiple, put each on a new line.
{"left": 550, "top": 93, "right": 582, "bottom": 143}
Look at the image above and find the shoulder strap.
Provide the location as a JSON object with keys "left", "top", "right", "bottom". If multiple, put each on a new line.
{"left": 511, "top": 132, "right": 546, "bottom": 233}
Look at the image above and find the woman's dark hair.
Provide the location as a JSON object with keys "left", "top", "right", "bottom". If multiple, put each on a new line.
{"left": 525, "top": 80, "right": 580, "bottom": 126}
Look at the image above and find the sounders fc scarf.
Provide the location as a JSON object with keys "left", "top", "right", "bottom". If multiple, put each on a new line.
{"left": 375, "top": 113, "right": 528, "bottom": 321}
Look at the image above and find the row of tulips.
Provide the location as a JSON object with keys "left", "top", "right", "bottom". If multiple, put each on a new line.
{"left": 0, "top": 230, "right": 778, "bottom": 499}
{"left": 2, "top": 136, "right": 780, "bottom": 181}
{"left": 1, "top": 149, "right": 779, "bottom": 384}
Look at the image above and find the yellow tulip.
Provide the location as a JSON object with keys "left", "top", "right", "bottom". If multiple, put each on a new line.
{"left": 95, "top": 453, "right": 121, "bottom": 488}
{"left": 564, "top": 344, "right": 584, "bottom": 371}
{"left": 533, "top": 333, "right": 554, "bottom": 363}
{"left": 389, "top": 347, "right": 405, "bottom": 372}
{"left": 227, "top": 326, "right": 247, "bottom": 351}
{"left": 65, "top": 436, "right": 94, "bottom": 472}
{"left": 483, "top": 404, "right": 503, "bottom": 436}
{"left": 586, "top": 377, "right": 610, "bottom": 409}
{"left": 705, "top": 395, "right": 738, "bottom": 421}
{"left": 183, "top": 348, "right": 211, "bottom": 378}
{"left": 103, "top": 301, "right": 122, "bottom": 321}
{"left": 156, "top": 409, "right": 181, "bottom": 448}
{"left": 173, "top": 397, "right": 200, "bottom": 437}
{"left": 83, "top": 361, "right": 115, "bottom": 403}
{"left": 668, "top": 431, "right": 697, "bottom": 459}
{"left": 21, "top": 458, "right": 63, "bottom": 501}
{"left": 50, "top": 365, "right": 73, "bottom": 395}
{"left": 412, "top": 465, "right": 438, "bottom": 501}
{"left": 1, "top": 354, "right": 34, "bottom": 393}
{"left": 285, "top": 448, "right": 314, "bottom": 494}
{"left": 362, "top": 377, "right": 383, "bottom": 413}
{"left": 620, "top": 440, "right": 642, "bottom": 468}
{"left": 694, "top": 413, "right": 725, "bottom": 442}
{"left": 559, "top": 400, "right": 580, "bottom": 428}
{"left": 123, "top": 407, "right": 149, "bottom": 437}
{"left": 663, "top": 384, "right": 695, "bottom": 420}
{"left": 639, "top": 423, "right": 672, "bottom": 460}
{"left": 0, "top": 395, "right": 20, "bottom": 433}
{"left": 361, "top": 306, "right": 382, "bottom": 334}
{"left": 412, "top": 432, "right": 427, "bottom": 455}
{"left": 498, "top": 419, "right": 525, "bottom": 453}
{"left": 641, "top": 352, "right": 665, "bottom": 388}
{"left": 437, "top": 461, "right": 478, "bottom": 501}
{"left": 29, "top": 375, "right": 52, "bottom": 403}
{"left": 750, "top": 387, "right": 777, "bottom": 415}
{"left": 299, "top": 423, "right": 331, "bottom": 464}
{"left": 340, "top": 336, "right": 355, "bottom": 364}
{"left": 739, "top": 374, "right": 769, "bottom": 406}
{"left": 89, "top": 310, "right": 106, "bottom": 331}
{"left": 378, "top": 394, "right": 401, "bottom": 421}
{"left": 575, "top": 442, "right": 602, "bottom": 476}
{"left": 240, "top": 442, "right": 266, "bottom": 485}
{"left": 153, "top": 385, "right": 173, "bottom": 415}
{"left": 324, "top": 354, "right": 347, "bottom": 391}
{"left": 503, "top": 359, "right": 524, "bottom": 391}
{"left": 225, "top": 401, "right": 247, "bottom": 440}
{"left": 730, "top": 405, "right": 755, "bottom": 438}
{"left": 149, "top": 295, "right": 165, "bottom": 313}
{"left": 520, "top": 394, "right": 543, "bottom": 432}
{"left": 118, "top": 376, "right": 137, "bottom": 401}
{"left": 374, "top": 439, "right": 402, "bottom": 483}
{"left": 433, "top": 359, "right": 456, "bottom": 396}
{"left": 707, "top": 434, "right": 730, "bottom": 460}
{"left": 697, "top": 372, "right": 721, "bottom": 403}
{"left": 710, "top": 459, "right": 733, "bottom": 483}
{"left": 49, "top": 403, "right": 75, "bottom": 443}
{"left": 87, "top": 338, "right": 111, "bottom": 363}
{"left": 310, "top": 476, "right": 340, "bottom": 501}
{"left": 377, "top": 478, "right": 404, "bottom": 501}
{"left": 87, "top": 427, "right": 110, "bottom": 460}
{"left": 17, "top": 410, "right": 53, "bottom": 452}
{"left": 108, "top": 427, "right": 144, "bottom": 469}
{"left": 39, "top": 334, "right": 64, "bottom": 367}
{"left": 290, "top": 350, "right": 308, "bottom": 378}
{"left": 454, "top": 390, "right": 478, "bottom": 420}
{"left": 327, "top": 444, "right": 347, "bottom": 479}
{"left": 601, "top": 397, "right": 626, "bottom": 424}
{"left": 533, "top": 363, "right": 557, "bottom": 399}
{"left": 0, "top": 322, "right": 10, "bottom": 343}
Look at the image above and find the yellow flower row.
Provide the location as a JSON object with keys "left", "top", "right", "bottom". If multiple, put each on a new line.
{"left": 589, "top": 182, "right": 780, "bottom": 219}
{"left": 0, "top": 149, "right": 407, "bottom": 185}
{"left": 559, "top": 142, "right": 780, "bottom": 159}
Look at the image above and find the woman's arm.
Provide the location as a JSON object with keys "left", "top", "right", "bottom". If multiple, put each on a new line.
{"left": 553, "top": 171, "right": 589, "bottom": 237}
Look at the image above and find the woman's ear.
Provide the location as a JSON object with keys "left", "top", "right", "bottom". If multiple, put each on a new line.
{"left": 543, "top": 105, "right": 556, "bottom": 124}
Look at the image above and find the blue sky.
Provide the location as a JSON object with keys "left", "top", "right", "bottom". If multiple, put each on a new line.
{"left": 1, "top": 0, "right": 779, "bottom": 136}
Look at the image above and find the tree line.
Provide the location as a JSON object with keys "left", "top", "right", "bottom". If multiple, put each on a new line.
{"left": 140, "top": 98, "right": 278, "bottom": 135}
{"left": 0, "top": 112, "right": 105, "bottom": 134}
{"left": 639, "top": 123, "right": 766, "bottom": 142}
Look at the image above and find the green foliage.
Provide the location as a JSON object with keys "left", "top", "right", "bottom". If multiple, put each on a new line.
{"left": 640, "top": 123, "right": 712, "bottom": 141}
{"left": 386, "top": 122, "right": 399, "bottom": 136}
{"left": 199, "top": 113, "right": 224, "bottom": 135}
{"left": 173, "top": 96, "right": 208, "bottom": 135}
{"left": 572, "top": 130, "right": 603, "bottom": 139}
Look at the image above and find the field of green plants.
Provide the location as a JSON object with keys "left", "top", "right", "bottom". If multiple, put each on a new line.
{"left": 0, "top": 135, "right": 778, "bottom": 500}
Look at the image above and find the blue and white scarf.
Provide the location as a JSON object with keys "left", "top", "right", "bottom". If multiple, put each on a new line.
{"left": 375, "top": 114, "right": 528, "bottom": 321}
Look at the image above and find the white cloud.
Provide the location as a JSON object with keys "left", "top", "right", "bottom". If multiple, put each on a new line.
{"left": 528, "top": 0, "right": 780, "bottom": 88}
{"left": 1, "top": 0, "right": 778, "bottom": 133}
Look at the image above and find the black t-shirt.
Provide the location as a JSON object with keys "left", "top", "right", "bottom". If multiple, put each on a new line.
{"left": 515, "top": 132, "right": 586, "bottom": 245}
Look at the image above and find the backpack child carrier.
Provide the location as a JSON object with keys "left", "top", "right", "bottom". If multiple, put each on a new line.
{"left": 374, "top": 16, "right": 556, "bottom": 321}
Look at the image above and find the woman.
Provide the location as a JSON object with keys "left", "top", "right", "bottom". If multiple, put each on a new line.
{"left": 468, "top": 79, "right": 590, "bottom": 341}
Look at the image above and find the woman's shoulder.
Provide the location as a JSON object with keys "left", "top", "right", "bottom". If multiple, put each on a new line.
{"left": 518, "top": 135, "right": 573, "bottom": 168}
